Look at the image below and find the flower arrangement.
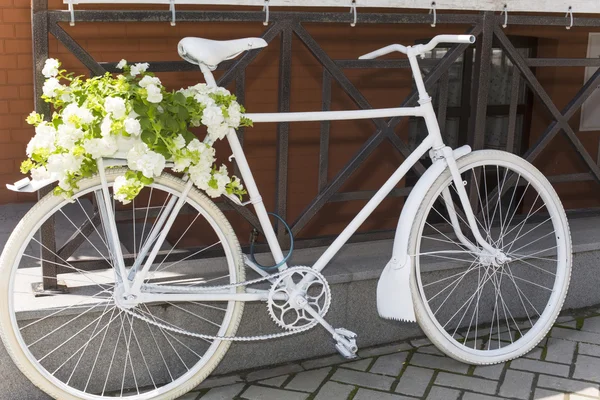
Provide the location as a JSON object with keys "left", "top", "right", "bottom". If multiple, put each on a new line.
{"left": 21, "top": 58, "right": 250, "bottom": 204}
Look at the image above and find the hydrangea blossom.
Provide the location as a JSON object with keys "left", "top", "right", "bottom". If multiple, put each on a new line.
{"left": 21, "top": 58, "right": 251, "bottom": 202}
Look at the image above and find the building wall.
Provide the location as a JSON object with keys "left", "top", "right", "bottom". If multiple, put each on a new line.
{"left": 0, "top": 2, "right": 599, "bottom": 239}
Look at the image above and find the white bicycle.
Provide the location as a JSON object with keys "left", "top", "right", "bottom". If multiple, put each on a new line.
{"left": 0, "top": 34, "right": 571, "bottom": 399}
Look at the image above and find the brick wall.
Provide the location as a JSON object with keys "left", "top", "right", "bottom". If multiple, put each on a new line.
{"left": 0, "top": 0, "right": 34, "bottom": 204}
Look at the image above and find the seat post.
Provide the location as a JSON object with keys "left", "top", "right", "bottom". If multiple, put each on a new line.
{"left": 199, "top": 63, "right": 217, "bottom": 88}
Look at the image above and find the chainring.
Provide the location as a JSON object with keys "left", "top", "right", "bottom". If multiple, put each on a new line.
{"left": 267, "top": 266, "right": 331, "bottom": 330}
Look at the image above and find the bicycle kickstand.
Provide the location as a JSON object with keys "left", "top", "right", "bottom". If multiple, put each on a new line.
{"left": 302, "top": 302, "right": 358, "bottom": 359}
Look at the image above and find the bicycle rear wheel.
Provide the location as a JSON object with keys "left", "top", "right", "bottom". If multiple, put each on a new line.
{"left": 409, "top": 150, "right": 571, "bottom": 364}
{"left": 0, "top": 168, "right": 244, "bottom": 399}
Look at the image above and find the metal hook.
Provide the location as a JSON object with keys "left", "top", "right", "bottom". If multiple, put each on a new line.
{"left": 170, "top": 0, "right": 176, "bottom": 26}
{"left": 501, "top": 4, "right": 508, "bottom": 28}
{"left": 263, "top": 0, "right": 269, "bottom": 26}
{"left": 429, "top": 2, "right": 436, "bottom": 28}
{"left": 349, "top": 0, "right": 357, "bottom": 27}
{"left": 565, "top": 6, "right": 573, "bottom": 30}
{"left": 68, "top": 0, "right": 75, "bottom": 26}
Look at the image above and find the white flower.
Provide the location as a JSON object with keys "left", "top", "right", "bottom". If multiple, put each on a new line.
{"left": 213, "top": 87, "right": 231, "bottom": 96}
{"left": 139, "top": 75, "right": 161, "bottom": 88}
{"left": 145, "top": 84, "right": 163, "bottom": 103}
{"left": 194, "top": 93, "right": 215, "bottom": 107}
{"left": 56, "top": 123, "right": 84, "bottom": 151}
{"left": 83, "top": 136, "right": 118, "bottom": 159}
{"left": 62, "top": 103, "right": 95, "bottom": 125}
{"left": 124, "top": 118, "right": 141, "bottom": 136}
{"left": 112, "top": 175, "right": 143, "bottom": 204}
{"left": 226, "top": 102, "right": 242, "bottom": 127}
{"left": 104, "top": 97, "right": 127, "bottom": 119}
{"left": 187, "top": 138, "right": 206, "bottom": 153}
{"left": 189, "top": 164, "right": 212, "bottom": 190}
{"left": 173, "top": 134, "right": 186, "bottom": 149}
{"left": 201, "top": 106, "right": 224, "bottom": 128}
{"left": 178, "top": 88, "right": 195, "bottom": 98}
{"left": 116, "top": 59, "right": 127, "bottom": 69}
{"left": 127, "top": 143, "right": 165, "bottom": 178}
{"left": 47, "top": 152, "right": 83, "bottom": 177}
{"left": 100, "top": 115, "right": 113, "bottom": 137}
{"left": 205, "top": 165, "right": 230, "bottom": 198}
{"left": 42, "top": 59, "right": 60, "bottom": 78}
{"left": 191, "top": 83, "right": 209, "bottom": 94}
{"left": 173, "top": 156, "right": 191, "bottom": 172}
{"left": 59, "top": 91, "right": 72, "bottom": 103}
{"left": 31, "top": 166, "right": 50, "bottom": 181}
{"left": 207, "top": 123, "right": 230, "bottom": 141}
{"left": 115, "top": 134, "right": 142, "bottom": 154}
{"left": 42, "top": 78, "right": 62, "bottom": 98}
{"left": 26, "top": 123, "right": 56, "bottom": 157}
{"left": 130, "top": 62, "right": 149, "bottom": 77}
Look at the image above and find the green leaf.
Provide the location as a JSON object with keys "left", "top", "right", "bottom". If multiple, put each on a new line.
{"left": 173, "top": 92, "right": 186, "bottom": 106}
{"left": 141, "top": 130, "right": 156, "bottom": 145}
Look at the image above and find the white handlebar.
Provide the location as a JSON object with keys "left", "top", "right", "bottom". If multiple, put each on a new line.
{"left": 359, "top": 34, "right": 475, "bottom": 60}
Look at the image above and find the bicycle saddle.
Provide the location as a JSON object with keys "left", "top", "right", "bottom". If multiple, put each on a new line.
{"left": 178, "top": 37, "right": 268, "bottom": 70}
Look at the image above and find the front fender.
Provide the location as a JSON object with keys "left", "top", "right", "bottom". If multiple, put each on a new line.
{"left": 376, "top": 145, "right": 471, "bottom": 322}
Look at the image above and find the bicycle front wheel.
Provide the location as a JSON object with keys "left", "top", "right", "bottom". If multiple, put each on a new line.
{"left": 0, "top": 168, "right": 244, "bottom": 399}
{"left": 409, "top": 150, "right": 571, "bottom": 365}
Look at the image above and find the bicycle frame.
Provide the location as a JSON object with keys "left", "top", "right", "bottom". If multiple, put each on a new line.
{"left": 98, "top": 46, "right": 497, "bottom": 304}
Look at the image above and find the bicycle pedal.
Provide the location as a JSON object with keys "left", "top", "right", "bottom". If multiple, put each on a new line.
{"left": 333, "top": 328, "right": 358, "bottom": 359}
{"left": 335, "top": 342, "right": 358, "bottom": 359}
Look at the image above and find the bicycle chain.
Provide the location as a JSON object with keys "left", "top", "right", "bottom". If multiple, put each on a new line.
{"left": 124, "top": 266, "right": 328, "bottom": 342}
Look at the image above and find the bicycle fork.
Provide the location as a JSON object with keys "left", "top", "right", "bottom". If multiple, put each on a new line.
{"left": 438, "top": 146, "right": 502, "bottom": 257}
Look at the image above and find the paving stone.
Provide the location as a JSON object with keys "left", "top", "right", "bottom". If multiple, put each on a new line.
{"left": 359, "top": 343, "right": 413, "bottom": 358}
{"left": 178, "top": 393, "right": 200, "bottom": 400}
{"left": 556, "top": 321, "right": 577, "bottom": 329}
{"left": 259, "top": 375, "right": 288, "bottom": 387}
{"left": 246, "top": 364, "right": 304, "bottom": 381}
{"left": 537, "top": 374, "right": 600, "bottom": 397}
{"left": 552, "top": 327, "right": 600, "bottom": 345}
{"left": 499, "top": 370, "right": 534, "bottom": 400}
{"left": 240, "top": 385, "right": 308, "bottom": 400}
{"left": 533, "top": 388, "right": 565, "bottom": 399}
{"left": 582, "top": 316, "right": 600, "bottom": 334}
{"left": 200, "top": 384, "right": 246, "bottom": 400}
{"left": 395, "top": 366, "right": 434, "bottom": 397}
{"left": 545, "top": 338, "right": 577, "bottom": 364}
{"left": 509, "top": 358, "right": 570, "bottom": 377}
{"left": 573, "top": 354, "right": 600, "bottom": 381}
{"left": 410, "top": 337, "right": 432, "bottom": 347}
{"left": 301, "top": 354, "right": 347, "bottom": 370}
{"left": 417, "top": 345, "right": 443, "bottom": 356}
{"left": 557, "top": 316, "right": 575, "bottom": 323}
{"left": 370, "top": 352, "right": 409, "bottom": 376}
{"left": 313, "top": 381, "right": 354, "bottom": 400}
{"left": 435, "top": 372, "right": 497, "bottom": 394}
{"left": 524, "top": 347, "right": 544, "bottom": 360}
{"left": 462, "top": 393, "right": 504, "bottom": 400}
{"left": 426, "top": 386, "right": 461, "bottom": 400}
{"left": 409, "top": 353, "right": 469, "bottom": 374}
{"left": 578, "top": 342, "right": 600, "bottom": 357}
{"left": 353, "top": 388, "right": 415, "bottom": 400}
{"left": 195, "top": 375, "right": 243, "bottom": 389}
{"left": 331, "top": 368, "right": 395, "bottom": 391}
{"left": 473, "top": 363, "right": 504, "bottom": 380}
{"left": 340, "top": 358, "right": 372, "bottom": 371}
{"left": 285, "top": 368, "right": 330, "bottom": 393}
